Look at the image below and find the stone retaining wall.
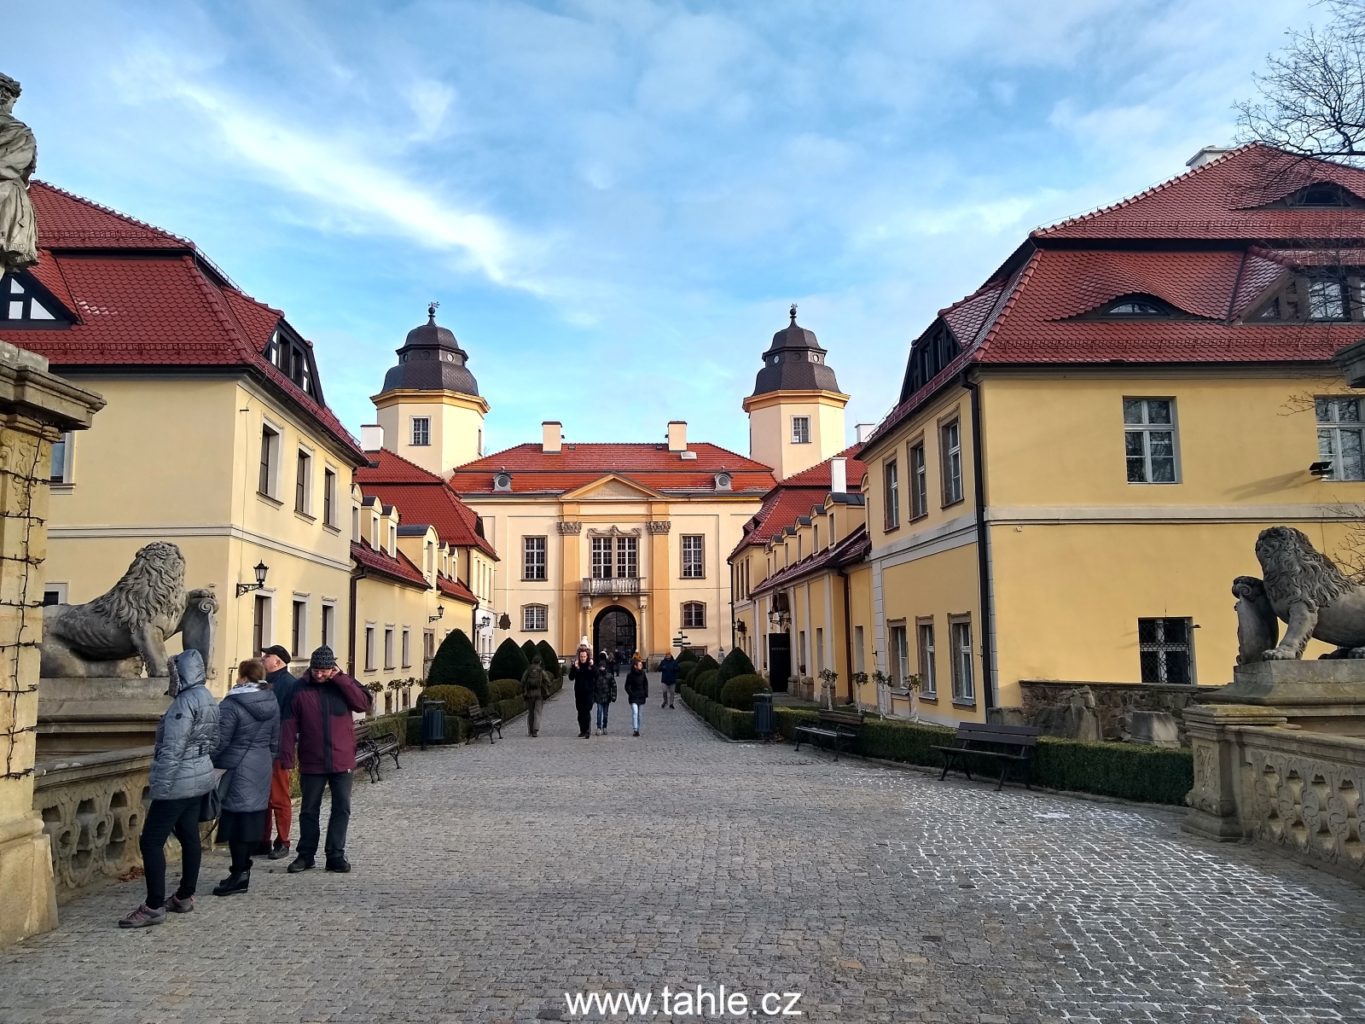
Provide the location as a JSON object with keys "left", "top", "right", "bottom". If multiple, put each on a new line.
{"left": 1019, "top": 680, "right": 1219, "bottom": 743}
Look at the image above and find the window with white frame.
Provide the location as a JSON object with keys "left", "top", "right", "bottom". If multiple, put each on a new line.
{"left": 617, "top": 536, "right": 638, "bottom": 578}
{"left": 42, "top": 583, "right": 68, "bottom": 607}
{"left": 365, "top": 625, "right": 376, "bottom": 671}
{"left": 917, "top": 618, "right": 936, "bottom": 696}
{"left": 950, "top": 616, "right": 974, "bottom": 703}
{"left": 252, "top": 595, "right": 272, "bottom": 655}
{"left": 941, "top": 419, "right": 963, "bottom": 504}
{"left": 2, "top": 274, "right": 62, "bottom": 322}
{"left": 523, "top": 604, "right": 548, "bottom": 631}
{"left": 50, "top": 432, "right": 72, "bottom": 484}
{"left": 791, "top": 416, "right": 811, "bottom": 444}
{"left": 412, "top": 416, "right": 431, "bottom": 446}
{"left": 1123, "top": 398, "right": 1178, "bottom": 483}
{"left": 401, "top": 628, "right": 411, "bottom": 668}
{"left": 815, "top": 627, "right": 825, "bottom": 673}
{"left": 1138, "top": 617, "right": 1194, "bottom": 684}
{"left": 291, "top": 599, "right": 306, "bottom": 656}
{"left": 910, "top": 441, "right": 927, "bottom": 519}
{"left": 321, "top": 603, "right": 336, "bottom": 649}
{"left": 1316, "top": 396, "right": 1365, "bottom": 480}
{"left": 889, "top": 623, "right": 909, "bottom": 687}
{"left": 682, "top": 601, "right": 705, "bottom": 629}
{"left": 1308, "top": 277, "right": 1349, "bottom": 320}
{"left": 523, "top": 536, "right": 547, "bottom": 580}
{"left": 424, "top": 630, "right": 436, "bottom": 660}
{"left": 351, "top": 505, "right": 360, "bottom": 542}
{"left": 384, "top": 627, "right": 394, "bottom": 669}
{"left": 295, "top": 449, "right": 312, "bottom": 514}
{"left": 681, "top": 535, "right": 704, "bottom": 579}
{"left": 259, "top": 425, "right": 281, "bottom": 497}
{"left": 853, "top": 625, "right": 865, "bottom": 675}
{"left": 883, "top": 458, "right": 900, "bottom": 530}
{"left": 323, "top": 468, "right": 337, "bottom": 527}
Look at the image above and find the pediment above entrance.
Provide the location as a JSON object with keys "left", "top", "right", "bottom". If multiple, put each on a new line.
{"left": 561, "top": 474, "right": 665, "bottom": 501}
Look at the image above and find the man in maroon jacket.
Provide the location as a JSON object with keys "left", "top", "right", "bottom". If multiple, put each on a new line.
{"left": 280, "top": 646, "right": 370, "bottom": 874}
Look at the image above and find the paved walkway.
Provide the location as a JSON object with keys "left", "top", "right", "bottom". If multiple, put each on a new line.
{"left": 4, "top": 679, "right": 1365, "bottom": 1023}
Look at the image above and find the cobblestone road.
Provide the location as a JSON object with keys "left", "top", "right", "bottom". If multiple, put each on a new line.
{"left": 4, "top": 681, "right": 1365, "bottom": 1024}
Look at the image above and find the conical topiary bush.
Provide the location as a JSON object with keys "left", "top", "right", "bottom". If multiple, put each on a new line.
{"left": 490, "top": 636, "right": 530, "bottom": 682}
{"left": 426, "top": 628, "right": 489, "bottom": 704}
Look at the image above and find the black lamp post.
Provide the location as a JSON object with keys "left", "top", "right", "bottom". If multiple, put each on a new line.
{"left": 236, "top": 561, "right": 269, "bottom": 597}
{"left": 428, "top": 605, "right": 445, "bottom": 623}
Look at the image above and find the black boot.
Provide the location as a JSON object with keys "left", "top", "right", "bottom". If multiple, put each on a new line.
{"left": 213, "top": 870, "right": 250, "bottom": 896}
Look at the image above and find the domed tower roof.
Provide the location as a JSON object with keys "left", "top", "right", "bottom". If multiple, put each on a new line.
{"left": 378, "top": 303, "right": 480, "bottom": 398}
{"left": 750, "top": 304, "right": 841, "bottom": 397}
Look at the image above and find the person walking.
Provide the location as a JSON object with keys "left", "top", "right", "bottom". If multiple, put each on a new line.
{"left": 659, "top": 653, "right": 680, "bottom": 708}
{"left": 593, "top": 651, "right": 617, "bottom": 734}
{"left": 118, "top": 649, "right": 218, "bottom": 928}
{"left": 568, "top": 644, "right": 596, "bottom": 739}
{"left": 258, "top": 644, "right": 296, "bottom": 859}
{"left": 280, "top": 646, "right": 369, "bottom": 874}
{"left": 211, "top": 659, "right": 280, "bottom": 897}
{"left": 521, "top": 655, "right": 550, "bottom": 737}
{"left": 624, "top": 655, "right": 648, "bottom": 737}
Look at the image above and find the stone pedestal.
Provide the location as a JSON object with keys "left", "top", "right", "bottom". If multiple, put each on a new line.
{"left": 1203, "top": 660, "right": 1365, "bottom": 734}
{"left": 0, "top": 339, "right": 103, "bottom": 947}
{"left": 36, "top": 676, "right": 168, "bottom": 757}
{"left": 1183, "top": 702, "right": 1288, "bottom": 841}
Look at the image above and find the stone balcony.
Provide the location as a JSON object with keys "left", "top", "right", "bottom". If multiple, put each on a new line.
{"left": 581, "top": 576, "right": 643, "bottom": 596}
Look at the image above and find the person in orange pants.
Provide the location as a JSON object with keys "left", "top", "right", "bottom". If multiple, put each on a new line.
{"left": 258, "top": 645, "right": 297, "bottom": 859}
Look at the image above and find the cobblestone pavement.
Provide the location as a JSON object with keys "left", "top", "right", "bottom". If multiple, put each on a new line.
{"left": 4, "top": 679, "right": 1365, "bottom": 1024}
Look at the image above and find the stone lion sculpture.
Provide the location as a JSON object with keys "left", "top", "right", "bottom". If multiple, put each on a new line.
{"left": 40, "top": 541, "right": 217, "bottom": 678}
{"left": 1235, "top": 526, "right": 1365, "bottom": 662}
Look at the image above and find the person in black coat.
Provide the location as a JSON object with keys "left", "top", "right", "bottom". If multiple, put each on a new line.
{"left": 624, "top": 656, "right": 648, "bottom": 737}
{"left": 210, "top": 659, "right": 280, "bottom": 896}
{"left": 568, "top": 645, "right": 597, "bottom": 739}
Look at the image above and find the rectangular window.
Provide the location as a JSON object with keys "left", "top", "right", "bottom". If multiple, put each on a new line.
{"left": 523, "top": 605, "right": 548, "bottom": 631}
{"left": 917, "top": 619, "right": 937, "bottom": 696}
{"left": 1308, "top": 277, "right": 1348, "bottom": 320}
{"left": 1124, "top": 398, "right": 1178, "bottom": 483}
{"left": 50, "top": 432, "right": 71, "bottom": 484}
{"left": 365, "top": 626, "right": 376, "bottom": 672}
{"left": 682, "top": 601, "right": 706, "bottom": 629}
{"left": 424, "top": 630, "right": 436, "bottom": 661}
{"left": 941, "top": 420, "right": 963, "bottom": 504}
{"left": 889, "top": 624, "right": 908, "bottom": 687}
{"left": 384, "top": 627, "right": 394, "bottom": 670}
{"left": 252, "top": 594, "right": 270, "bottom": 655}
{"left": 791, "top": 416, "right": 811, "bottom": 444}
{"left": 291, "top": 599, "right": 306, "bottom": 656}
{"left": 853, "top": 625, "right": 865, "bottom": 675}
{"left": 42, "top": 584, "right": 67, "bottom": 607}
{"left": 259, "top": 425, "right": 280, "bottom": 497}
{"left": 412, "top": 417, "right": 431, "bottom": 446}
{"left": 815, "top": 627, "right": 825, "bottom": 673}
{"left": 323, "top": 469, "right": 337, "bottom": 527}
{"left": 883, "top": 459, "right": 900, "bottom": 530}
{"left": 617, "top": 536, "right": 638, "bottom": 578}
{"left": 1138, "top": 617, "right": 1194, "bottom": 684}
{"left": 798, "top": 630, "right": 807, "bottom": 673}
{"left": 295, "top": 449, "right": 311, "bottom": 513}
{"left": 401, "top": 628, "right": 411, "bottom": 668}
{"left": 950, "top": 617, "right": 974, "bottom": 703}
{"left": 523, "top": 536, "right": 547, "bottom": 581}
{"left": 1316, "top": 396, "right": 1365, "bottom": 480}
{"left": 321, "top": 603, "right": 335, "bottom": 650}
{"left": 681, "top": 535, "right": 704, "bottom": 579}
{"left": 591, "top": 536, "right": 612, "bottom": 579}
{"left": 910, "top": 441, "right": 927, "bottom": 519}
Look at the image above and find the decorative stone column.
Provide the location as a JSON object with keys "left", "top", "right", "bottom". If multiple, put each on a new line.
{"left": 0, "top": 341, "right": 102, "bottom": 947}
{"left": 1182, "top": 702, "right": 1287, "bottom": 841}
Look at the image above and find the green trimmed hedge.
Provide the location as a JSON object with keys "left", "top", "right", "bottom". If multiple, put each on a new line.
{"left": 680, "top": 684, "right": 756, "bottom": 740}
{"left": 719, "top": 673, "right": 769, "bottom": 710}
{"left": 488, "top": 678, "right": 521, "bottom": 703}
{"left": 717, "top": 647, "right": 756, "bottom": 685}
{"left": 693, "top": 669, "right": 721, "bottom": 701}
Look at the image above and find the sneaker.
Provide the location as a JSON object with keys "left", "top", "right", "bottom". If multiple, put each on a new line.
{"left": 118, "top": 903, "right": 165, "bottom": 928}
{"left": 166, "top": 894, "right": 195, "bottom": 914}
{"left": 287, "top": 856, "right": 315, "bottom": 874}
{"left": 633, "top": 730, "right": 640, "bottom": 737}
{"left": 268, "top": 842, "right": 291, "bottom": 861}
{"left": 212, "top": 872, "right": 250, "bottom": 896}
{"left": 325, "top": 856, "right": 351, "bottom": 873}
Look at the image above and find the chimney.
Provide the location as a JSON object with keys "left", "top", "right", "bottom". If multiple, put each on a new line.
{"left": 667, "top": 420, "right": 688, "bottom": 453}
{"left": 360, "top": 423, "right": 385, "bottom": 452}
{"left": 542, "top": 420, "right": 562, "bottom": 454}
{"left": 830, "top": 457, "right": 847, "bottom": 495}
{"left": 1186, "top": 145, "right": 1232, "bottom": 170}
{"left": 855, "top": 423, "right": 875, "bottom": 443}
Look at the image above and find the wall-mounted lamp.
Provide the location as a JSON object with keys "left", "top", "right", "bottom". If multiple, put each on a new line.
{"left": 735, "top": 620, "right": 747, "bottom": 635}
{"left": 236, "top": 561, "right": 269, "bottom": 597}
{"left": 428, "top": 606, "right": 445, "bottom": 623}
{"left": 1310, "top": 460, "right": 1334, "bottom": 478}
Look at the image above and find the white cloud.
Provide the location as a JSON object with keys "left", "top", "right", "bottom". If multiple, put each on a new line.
{"left": 404, "top": 78, "right": 458, "bottom": 144}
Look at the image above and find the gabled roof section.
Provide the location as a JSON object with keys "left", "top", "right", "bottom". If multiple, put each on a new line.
{"left": 448, "top": 442, "right": 776, "bottom": 496}
{"left": 351, "top": 539, "right": 429, "bottom": 590}
{"left": 356, "top": 448, "right": 498, "bottom": 559}
{"left": 1036, "top": 144, "right": 1365, "bottom": 241}
{"left": 749, "top": 524, "right": 870, "bottom": 598}
{"left": 560, "top": 474, "right": 668, "bottom": 501}
{"left": 32, "top": 181, "right": 188, "bottom": 249}
{"left": 730, "top": 444, "right": 865, "bottom": 559}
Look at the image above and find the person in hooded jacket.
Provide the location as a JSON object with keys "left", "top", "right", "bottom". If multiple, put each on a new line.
{"left": 119, "top": 649, "right": 219, "bottom": 928}
{"left": 568, "top": 644, "right": 597, "bottom": 739}
{"left": 624, "top": 655, "right": 649, "bottom": 736}
{"left": 259, "top": 644, "right": 296, "bottom": 859}
{"left": 659, "top": 653, "right": 680, "bottom": 708}
{"left": 593, "top": 651, "right": 617, "bottom": 734}
{"left": 210, "top": 658, "right": 280, "bottom": 896}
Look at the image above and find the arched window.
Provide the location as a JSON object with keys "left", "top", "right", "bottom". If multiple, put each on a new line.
{"left": 682, "top": 602, "right": 706, "bottom": 629}
{"left": 1097, "top": 295, "right": 1174, "bottom": 317}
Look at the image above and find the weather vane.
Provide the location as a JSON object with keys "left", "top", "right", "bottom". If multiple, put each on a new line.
{"left": 789, "top": 302, "right": 798, "bottom": 324}
{"left": 427, "top": 299, "right": 440, "bottom": 321}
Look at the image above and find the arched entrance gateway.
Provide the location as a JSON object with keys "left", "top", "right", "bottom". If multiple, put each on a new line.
{"left": 593, "top": 605, "right": 637, "bottom": 659}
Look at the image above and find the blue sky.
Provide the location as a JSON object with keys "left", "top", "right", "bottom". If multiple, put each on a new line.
{"left": 9, "top": 0, "right": 1325, "bottom": 458}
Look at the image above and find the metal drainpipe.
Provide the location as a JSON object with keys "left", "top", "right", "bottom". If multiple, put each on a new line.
{"left": 838, "top": 565, "right": 855, "bottom": 705}
{"left": 963, "top": 376, "right": 996, "bottom": 711}
{"left": 347, "top": 569, "right": 361, "bottom": 677}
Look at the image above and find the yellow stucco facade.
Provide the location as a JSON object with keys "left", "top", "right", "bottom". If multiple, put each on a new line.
{"left": 742, "top": 389, "right": 848, "bottom": 482}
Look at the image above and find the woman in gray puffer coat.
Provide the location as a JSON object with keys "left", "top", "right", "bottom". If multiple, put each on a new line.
{"left": 119, "top": 649, "right": 219, "bottom": 928}
{"left": 210, "top": 659, "right": 280, "bottom": 896}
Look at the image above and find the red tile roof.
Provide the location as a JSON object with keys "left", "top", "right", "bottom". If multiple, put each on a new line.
{"left": 730, "top": 445, "right": 865, "bottom": 558}
{"left": 5, "top": 183, "right": 363, "bottom": 462}
{"left": 351, "top": 540, "right": 429, "bottom": 589}
{"left": 448, "top": 443, "right": 777, "bottom": 496}
{"left": 437, "top": 575, "right": 478, "bottom": 604}
{"left": 355, "top": 449, "right": 498, "bottom": 559}
{"left": 749, "top": 523, "right": 870, "bottom": 597}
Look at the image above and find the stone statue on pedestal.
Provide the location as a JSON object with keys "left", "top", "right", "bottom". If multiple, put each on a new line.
{"left": 1234, "top": 526, "right": 1365, "bottom": 662}
{"left": 0, "top": 74, "right": 37, "bottom": 276}
{"left": 40, "top": 542, "right": 217, "bottom": 678}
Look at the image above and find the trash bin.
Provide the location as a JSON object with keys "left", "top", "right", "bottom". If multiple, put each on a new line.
{"left": 753, "top": 691, "right": 775, "bottom": 743}
{"left": 420, "top": 699, "right": 446, "bottom": 749}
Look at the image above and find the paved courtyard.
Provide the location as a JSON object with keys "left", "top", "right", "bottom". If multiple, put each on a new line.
{"left": 4, "top": 682, "right": 1365, "bottom": 1024}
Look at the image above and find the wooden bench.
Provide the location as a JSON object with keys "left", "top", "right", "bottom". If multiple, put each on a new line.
{"left": 932, "top": 723, "right": 1041, "bottom": 791}
{"left": 354, "top": 721, "right": 402, "bottom": 783}
{"left": 793, "top": 709, "right": 865, "bottom": 761}
{"left": 466, "top": 705, "right": 503, "bottom": 744}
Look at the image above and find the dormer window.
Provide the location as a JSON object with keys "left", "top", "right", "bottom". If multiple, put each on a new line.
{"left": 714, "top": 472, "right": 732, "bottom": 491}
{"left": 1097, "top": 295, "right": 1173, "bottom": 317}
{"left": 493, "top": 471, "right": 512, "bottom": 492}
{"left": 1292, "top": 182, "right": 1349, "bottom": 207}
{"left": 2, "top": 274, "right": 65, "bottom": 324}
{"left": 265, "top": 324, "right": 321, "bottom": 400}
